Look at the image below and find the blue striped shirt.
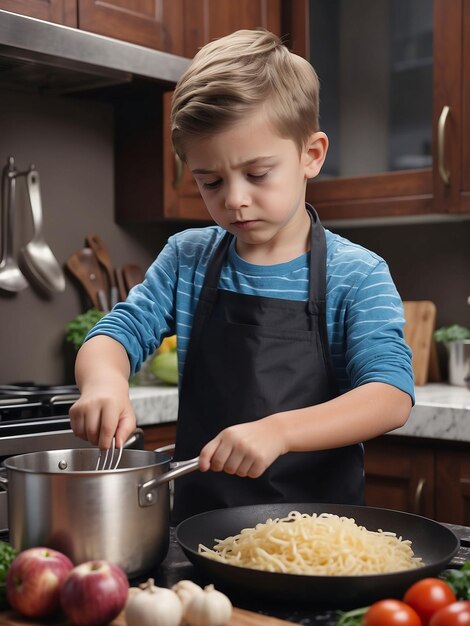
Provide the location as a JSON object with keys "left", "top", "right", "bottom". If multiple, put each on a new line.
{"left": 87, "top": 225, "right": 415, "bottom": 401}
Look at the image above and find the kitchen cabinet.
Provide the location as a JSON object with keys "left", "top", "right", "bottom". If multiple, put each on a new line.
{"left": 118, "top": 3, "right": 283, "bottom": 222}
{"left": 365, "top": 435, "right": 470, "bottom": 525}
{"left": 142, "top": 422, "right": 176, "bottom": 451}
{"left": 282, "top": 0, "right": 470, "bottom": 220}
{"left": 80, "top": 0, "right": 280, "bottom": 57}
{"left": 0, "top": 0, "right": 77, "bottom": 26}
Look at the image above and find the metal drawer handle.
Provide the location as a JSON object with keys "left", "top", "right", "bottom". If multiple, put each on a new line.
{"left": 438, "top": 105, "right": 450, "bottom": 186}
{"left": 413, "top": 477, "right": 426, "bottom": 514}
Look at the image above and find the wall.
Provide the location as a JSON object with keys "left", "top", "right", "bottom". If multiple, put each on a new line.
{"left": 1, "top": 90, "right": 468, "bottom": 386}
{"left": 0, "top": 90, "right": 180, "bottom": 384}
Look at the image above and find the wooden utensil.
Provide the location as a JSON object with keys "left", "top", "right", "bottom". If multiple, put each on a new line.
{"left": 122, "top": 262, "right": 145, "bottom": 293}
{"left": 65, "top": 248, "right": 109, "bottom": 311}
{"left": 115, "top": 266, "right": 128, "bottom": 301}
{"left": 403, "top": 300, "right": 440, "bottom": 386}
{"left": 0, "top": 606, "right": 297, "bottom": 625}
{"left": 86, "top": 233, "right": 119, "bottom": 307}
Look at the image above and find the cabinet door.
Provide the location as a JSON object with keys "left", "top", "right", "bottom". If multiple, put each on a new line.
{"left": 182, "top": 0, "right": 281, "bottom": 59}
{"left": 142, "top": 423, "right": 177, "bottom": 451}
{"left": 436, "top": 448, "right": 470, "bottom": 525}
{"left": 160, "top": 1, "right": 282, "bottom": 221}
{"left": 78, "top": 0, "right": 184, "bottom": 54}
{"left": 284, "top": 0, "right": 467, "bottom": 220}
{"left": 162, "top": 92, "right": 210, "bottom": 221}
{"left": 461, "top": 0, "right": 470, "bottom": 211}
{"left": 364, "top": 438, "right": 435, "bottom": 518}
{"left": 0, "top": 0, "right": 76, "bottom": 25}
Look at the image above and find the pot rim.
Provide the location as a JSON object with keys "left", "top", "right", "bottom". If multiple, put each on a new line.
{"left": 2, "top": 447, "right": 171, "bottom": 476}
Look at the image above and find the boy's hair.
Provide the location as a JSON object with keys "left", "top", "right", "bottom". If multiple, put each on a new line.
{"left": 171, "top": 29, "right": 320, "bottom": 161}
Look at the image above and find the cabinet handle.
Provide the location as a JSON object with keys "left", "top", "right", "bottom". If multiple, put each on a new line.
{"left": 413, "top": 478, "right": 426, "bottom": 514}
{"left": 173, "top": 152, "right": 184, "bottom": 190}
{"left": 438, "top": 105, "right": 450, "bottom": 186}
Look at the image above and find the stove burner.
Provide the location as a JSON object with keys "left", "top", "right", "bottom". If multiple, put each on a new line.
{"left": 0, "top": 383, "right": 80, "bottom": 424}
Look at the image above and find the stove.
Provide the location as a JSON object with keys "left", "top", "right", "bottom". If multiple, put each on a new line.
{"left": 0, "top": 383, "right": 143, "bottom": 535}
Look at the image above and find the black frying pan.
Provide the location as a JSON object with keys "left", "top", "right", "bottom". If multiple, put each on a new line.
{"left": 176, "top": 503, "right": 459, "bottom": 609}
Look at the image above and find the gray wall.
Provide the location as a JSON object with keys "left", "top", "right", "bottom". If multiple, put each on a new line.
{"left": 0, "top": 90, "right": 179, "bottom": 384}
{"left": 0, "top": 90, "right": 469, "bottom": 384}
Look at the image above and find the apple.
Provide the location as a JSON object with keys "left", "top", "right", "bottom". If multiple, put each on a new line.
{"left": 6, "top": 546, "right": 74, "bottom": 618}
{"left": 60, "top": 560, "right": 129, "bottom": 626}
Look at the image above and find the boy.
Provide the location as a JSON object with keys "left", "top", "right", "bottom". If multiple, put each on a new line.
{"left": 70, "top": 29, "right": 414, "bottom": 523}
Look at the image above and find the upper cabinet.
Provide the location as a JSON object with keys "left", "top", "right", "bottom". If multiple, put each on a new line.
{"left": 0, "top": 0, "right": 77, "bottom": 26}
{"left": 285, "top": 0, "right": 469, "bottom": 220}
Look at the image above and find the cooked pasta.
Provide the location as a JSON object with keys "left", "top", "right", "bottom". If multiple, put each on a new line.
{"left": 198, "top": 511, "right": 423, "bottom": 575}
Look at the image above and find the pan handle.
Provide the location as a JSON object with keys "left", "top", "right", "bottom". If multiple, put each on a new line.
{"left": 138, "top": 456, "right": 199, "bottom": 507}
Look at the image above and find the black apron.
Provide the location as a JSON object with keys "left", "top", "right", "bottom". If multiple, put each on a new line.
{"left": 172, "top": 206, "right": 364, "bottom": 523}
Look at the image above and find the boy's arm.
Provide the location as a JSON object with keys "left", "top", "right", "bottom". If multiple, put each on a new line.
{"left": 198, "top": 382, "right": 412, "bottom": 478}
{"left": 70, "top": 335, "right": 136, "bottom": 450}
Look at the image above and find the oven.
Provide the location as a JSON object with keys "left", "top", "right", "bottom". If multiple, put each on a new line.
{"left": 0, "top": 383, "right": 144, "bottom": 535}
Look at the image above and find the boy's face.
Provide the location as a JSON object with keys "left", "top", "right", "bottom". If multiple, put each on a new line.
{"left": 185, "top": 109, "right": 327, "bottom": 262}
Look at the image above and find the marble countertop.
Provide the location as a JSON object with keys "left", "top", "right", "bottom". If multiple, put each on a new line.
{"left": 129, "top": 382, "right": 470, "bottom": 443}
{"left": 393, "top": 383, "right": 470, "bottom": 442}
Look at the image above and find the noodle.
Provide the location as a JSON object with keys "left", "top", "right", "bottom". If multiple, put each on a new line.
{"left": 198, "top": 511, "right": 423, "bottom": 575}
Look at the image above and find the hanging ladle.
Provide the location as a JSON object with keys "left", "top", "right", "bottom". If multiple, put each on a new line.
{"left": 20, "top": 166, "right": 65, "bottom": 293}
{"left": 0, "top": 157, "right": 28, "bottom": 293}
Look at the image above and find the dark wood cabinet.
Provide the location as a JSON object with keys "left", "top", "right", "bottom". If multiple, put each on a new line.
{"left": 283, "top": 0, "right": 470, "bottom": 220}
{"left": 364, "top": 438, "right": 435, "bottom": 518}
{"left": 77, "top": 0, "right": 184, "bottom": 55}
{"left": 365, "top": 435, "right": 470, "bottom": 525}
{"left": 0, "top": 0, "right": 77, "bottom": 26}
{"left": 142, "top": 422, "right": 177, "bottom": 451}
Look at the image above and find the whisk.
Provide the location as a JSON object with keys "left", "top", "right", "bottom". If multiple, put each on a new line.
{"left": 95, "top": 438, "right": 123, "bottom": 471}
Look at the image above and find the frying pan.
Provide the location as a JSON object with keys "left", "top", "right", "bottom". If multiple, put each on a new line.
{"left": 176, "top": 502, "right": 459, "bottom": 609}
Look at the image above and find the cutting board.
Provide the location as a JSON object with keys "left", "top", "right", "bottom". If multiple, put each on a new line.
{"left": 0, "top": 607, "right": 296, "bottom": 626}
{"left": 403, "top": 300, "right": 440, "bottom": 386}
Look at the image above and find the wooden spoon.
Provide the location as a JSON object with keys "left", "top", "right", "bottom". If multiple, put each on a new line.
{"left": 122, "top": 263, "right": 145, "bottom": 293}
{"left": 86, "top": 233, "right": 118, "bottom": 307}
{"left": 65, "top": 248, "right": 109, "bottom": 311}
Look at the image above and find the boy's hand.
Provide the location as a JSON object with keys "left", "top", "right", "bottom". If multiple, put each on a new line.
{"left": 198, "top": 416, "right": 286, "bottom": 478}
{"left": 69, "top": 386, "right": 136, "bottom": 451}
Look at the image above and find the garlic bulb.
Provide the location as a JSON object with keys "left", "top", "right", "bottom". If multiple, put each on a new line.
{"left": 183, "top": 584, "right": 232, "bottom": 626}
{"left": 125, "top": 578, "right": 183, "bottom": 626}
{"left": 172, "top": 580, "right": 204, "bottom": 609}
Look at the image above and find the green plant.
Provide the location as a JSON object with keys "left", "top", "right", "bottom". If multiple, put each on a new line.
{"left": 65, "top": 308, "right": 105, "bottom": 351}
{"left": 434, "top": 324, "right": 470, "bottom": 343}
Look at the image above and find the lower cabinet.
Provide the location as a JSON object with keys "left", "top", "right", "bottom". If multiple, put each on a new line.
{"left": 365, "top": 436, "right": 470, "bottom": 525}
{"left": 142, "top": 422, "right": 177, "bottom": 452}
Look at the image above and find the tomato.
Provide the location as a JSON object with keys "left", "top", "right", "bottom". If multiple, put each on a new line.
{"left": 404, "top": 578, "right": 457, "bottom": 625}
{"left": 429, "top": 602, "right": 470, "bottom": 626}
{"left": 364, "top": 599, "right": 422, "bottom": 626}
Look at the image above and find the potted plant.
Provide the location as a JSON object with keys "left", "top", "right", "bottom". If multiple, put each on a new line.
{"left": 434, "top": 324, "right": 470, "bottom": 387}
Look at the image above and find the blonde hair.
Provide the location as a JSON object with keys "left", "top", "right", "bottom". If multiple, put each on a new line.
{"left": 171, "top": 29, "right": 320, "bottom": 160}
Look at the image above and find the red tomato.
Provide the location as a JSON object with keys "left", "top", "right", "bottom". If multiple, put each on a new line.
{"left": 364, "top": 599, "right": 422, "bottom": 626}
{"left": 429, "top": 602, "right": 470, "bottom": 626}
{"left": 404, "top": 578, "right": 457, "bottom": 625}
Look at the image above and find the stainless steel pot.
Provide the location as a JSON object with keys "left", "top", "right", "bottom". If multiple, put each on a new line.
{"left": 1, "top": 446, "right": 198, "bottom": 578}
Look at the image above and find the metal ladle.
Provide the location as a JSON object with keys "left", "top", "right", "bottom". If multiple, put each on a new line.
{"left": 0, "top": 157, "right": 28, "bottom": 293}
{"left": 20, "top": 166, "right": 65, "bottom": 293}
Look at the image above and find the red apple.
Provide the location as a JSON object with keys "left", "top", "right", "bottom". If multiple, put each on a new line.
{"left": 60, "top": 560, "right": 129, "bottom": 626}
{"left": 6, "top": 546, "right": 74, "bottom": 618}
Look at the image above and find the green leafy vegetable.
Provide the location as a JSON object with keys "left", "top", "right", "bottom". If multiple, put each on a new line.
{"left": 434, "top": 324, "right": 470, "bottom": 343}
{"left": 335, "top": 606, "right": 369, "bottom": 626}
{"left": 65, "top": 308, "right": 105, "bottom": 351}
{"left": 0, "top": 541, "right": 17, "bottom": 608}
{"left": 444, "top": 562, "right": 470, "bottom": 600}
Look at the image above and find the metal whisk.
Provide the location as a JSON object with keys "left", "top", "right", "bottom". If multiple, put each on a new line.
{"left": 95, "top": 437, "right": 123, "bottom": 471}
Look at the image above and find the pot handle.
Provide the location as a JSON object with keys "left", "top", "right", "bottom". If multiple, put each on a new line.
{"left": 0, "top": 470, "right": 7, "bottom": 490}
{"left": 138, "top": 456, "right": 200, "bottom": 507}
